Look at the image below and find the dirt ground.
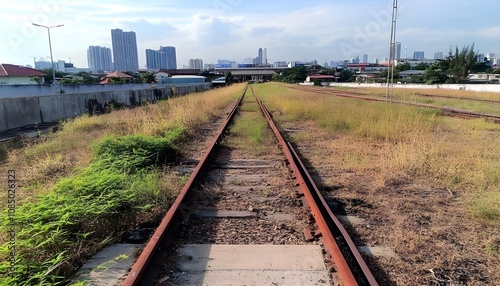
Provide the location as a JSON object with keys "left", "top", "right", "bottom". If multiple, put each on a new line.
{"left": 280, "top": 120, "right": 500, "bottom": 286}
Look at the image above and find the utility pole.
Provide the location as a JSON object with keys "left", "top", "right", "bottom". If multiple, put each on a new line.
{"left": 32, "top": 23, "right": 64, "bottom": 88}
{"left": 386, "top": 0, "right": 398, "bottom": 101}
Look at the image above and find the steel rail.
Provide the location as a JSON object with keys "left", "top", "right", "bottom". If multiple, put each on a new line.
{"left": 122, "top": 86, "right": 247, "bottom": 286}
{"left": 417, "top": 93, "right": 500, "bottom": 103}
{"left": 250, "top": 85, "right": 378, "bottom": 286}
{"left": 291, "top": 85, "right": 500, "bottom": 124}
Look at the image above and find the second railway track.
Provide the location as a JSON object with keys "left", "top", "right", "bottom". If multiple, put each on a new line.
{"left": 122, "top": 85, "right": 377, "bottom": 286}
{"left": 291, "top": 85, "right": 500, "bottom": 124}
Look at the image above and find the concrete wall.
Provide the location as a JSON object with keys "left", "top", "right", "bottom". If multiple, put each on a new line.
{"left": 0, "top": 76, "right": 39, "bottom": 85}
{"left": 1, "top": 97, "right": 41, "bottom": 130}
{"left": 0, "top": 83, "right": 211, "bottom": 132}
{"left": 327, "top": 82, "right": 500, "bottom": 93}
{"left": 0, "top": 82, "right": 205, "bottom": 98}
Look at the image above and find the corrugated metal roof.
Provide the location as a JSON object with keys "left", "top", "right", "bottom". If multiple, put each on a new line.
{"left": 308, "top": 75, "right": 335, "bottom": 79}
{"left": 231, "top": 70, "right": 276, "bottom": 76}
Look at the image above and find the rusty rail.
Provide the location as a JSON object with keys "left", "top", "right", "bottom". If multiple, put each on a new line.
{"left": 250, "top": 85, "right": 378, "bottom": 286}
{"left": 123, "top": 84, "right": 379, "bottom": 285}
{"left": 291, "top": 85, "right": 500, "bottom": 124}
{"left": 122, "top": 86, "right": 247, "bottom": 286}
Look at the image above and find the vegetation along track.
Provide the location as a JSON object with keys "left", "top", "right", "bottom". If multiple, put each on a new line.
{"left": 122, "top": 84, "right": 378, "bottom": 286}
{"left": 291, "top": 85, "right": 500, "bottom": 124}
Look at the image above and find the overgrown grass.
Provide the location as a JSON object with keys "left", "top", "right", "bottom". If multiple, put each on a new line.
{"left": 258, "top": 83, "right": 440, "bottom": 143}
{"left": 0, "top": 131, "right": 182, "bottom": 285}
{"left": 255, "top": 83, "right": 500, "bottom": 222}
{"left": 224, "top": 94, "right": 273, "bottom": 154}
{"left": 351, "top": 87, "right": 500, "bottom": 115}
{"left": 0, "top": 84, "right": 246, "bottom": 284}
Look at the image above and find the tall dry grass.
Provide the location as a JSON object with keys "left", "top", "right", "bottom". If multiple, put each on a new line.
{"left": 1, "top": 84, "right": 245, "bottom": 202}
{"left": 255, "top": 83, "right": 500, "bottom": 222}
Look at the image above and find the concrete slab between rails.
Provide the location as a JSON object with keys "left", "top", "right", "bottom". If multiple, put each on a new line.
{"left": 71, "top": 243, "right": 142, "bottom": 286}
{"left": 194, "top": 210, "right": 257, "bottom": 218}
{"left": 338, "top": 215, "right": 366, "bottom": 225}
{"left": 358, "top": 246, "right": 397, "bottom": 258}
{"left": 171, "top": 244, "right": 331, "bottom": 285}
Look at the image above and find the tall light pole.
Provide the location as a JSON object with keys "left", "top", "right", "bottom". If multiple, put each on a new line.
{"left": 385, "top": 0, "right": 398, "bottom": 101}
{"left": 32, "top": 23, "right": 64, "bottom": 85}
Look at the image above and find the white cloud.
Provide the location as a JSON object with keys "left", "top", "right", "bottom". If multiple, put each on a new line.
{"left": 2, "top": 0, "right": 500, "bottom": 68}
{"left": 476, "top": 27, "right": 500, "bottom": 39}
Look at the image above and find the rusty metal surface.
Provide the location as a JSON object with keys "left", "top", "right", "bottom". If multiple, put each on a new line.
{"left": 122, "top": 87, "right": 246, "bottom": 286}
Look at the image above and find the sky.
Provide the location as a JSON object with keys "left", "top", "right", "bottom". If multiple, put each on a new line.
{"left": 1, "top": 0, "right": 499, "bottom": 69}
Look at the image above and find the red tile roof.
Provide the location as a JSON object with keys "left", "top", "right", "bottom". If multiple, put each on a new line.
{"left": 0, "top": 64, "right": 44, "bottom": 77}
{"left": 104, "top": 71, "right": 133, "bottom": 78}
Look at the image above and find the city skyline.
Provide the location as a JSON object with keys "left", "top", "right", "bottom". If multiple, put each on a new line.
{"left": 2, "top": 0, "right": 500, "bottom": 69}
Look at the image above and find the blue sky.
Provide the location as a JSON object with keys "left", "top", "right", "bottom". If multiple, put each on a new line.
{"left": 1, "top": 0, "right": 499, "bottom": 69}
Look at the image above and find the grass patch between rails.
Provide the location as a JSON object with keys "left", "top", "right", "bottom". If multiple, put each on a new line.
{"left": 224, "top": 97, "right": 274, "bottom": 154}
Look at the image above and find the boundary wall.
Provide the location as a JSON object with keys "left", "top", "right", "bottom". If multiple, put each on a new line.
{"left": 0, "top": 83, "right": 211, "bottom": 132}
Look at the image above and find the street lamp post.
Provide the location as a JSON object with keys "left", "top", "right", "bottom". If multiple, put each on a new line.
{"left": 32, "top": 23, "right": 64, "bottom": 86}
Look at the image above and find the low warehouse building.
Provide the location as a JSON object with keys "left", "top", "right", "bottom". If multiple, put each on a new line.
{"left": 160, "top": 75, "right": 207, "bottom": 84}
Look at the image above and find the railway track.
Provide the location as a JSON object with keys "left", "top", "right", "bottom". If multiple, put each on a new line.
{"left": 292, "top": 85, "right": 500, "bottom": 124}
{"left": 121, "top": 85, "right": 378, "bottom": 286}
{"left": 417, "top": 92, "right": 500, "bottom": 103}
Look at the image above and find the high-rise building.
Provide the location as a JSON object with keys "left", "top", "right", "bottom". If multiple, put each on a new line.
{"left": 362, "top": 54, "right": 368, "bottom": 63}
{"left": 111, "top": 28, "right": 139, "bottom": 72}
{"left": 34, "top": 58, "right": 66, "bottom": 72}
{"left": 189, "top": 58, "right": 203, "bottom": 70}
{"left": 396, "top": 42, "right": 401, "bottom": 60}
{"left": 145, "top": 49, "right": 159, "bottom": 70}
{"left": 434, "top": 51, "right": 444, "bottom": 60}
{"left": 159, "top": 46, "right": 177, "bottom": 69}
{"left": 145, "top": 46, "right": 177, "bottom": 70}
{"left": 256, "top": 48, "right": 267, "bottom": 65}
{"left": 413, "top": 51, "right": 425, "bottom": 60}
{"left": 87, "top": 46, "right": 113, "bottom": 72}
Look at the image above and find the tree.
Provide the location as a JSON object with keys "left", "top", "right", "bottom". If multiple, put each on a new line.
{"left": 140, "top": 72, "right": 157, "bottom": 83}
{"left": 271, "top": 67, "right": 308, "bottom": 83}
{"left": 445, "top": 44, "right": 480, "bottom": 83}
{"left": 42, "top": 68, "right": 67, "bottom": 84}
{"left": 395, "top": 62, "right": 411, "bottom": 72}
{"left": 224, "top": 71, "right": 232, "bottom": 83}
{"left": 413, "top": 62, "right": 429, "bottom": 70}
{"left": 338, "top": 69, "right": 354, "bottom": 82}
{"left": 422, "top": 68, "right": 448, "bottom": 84}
